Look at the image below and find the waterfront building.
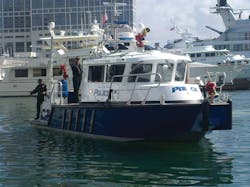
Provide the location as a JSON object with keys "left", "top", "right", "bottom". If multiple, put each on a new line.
{"left": 0, "top": 0, "right": 135, "bottom": 56}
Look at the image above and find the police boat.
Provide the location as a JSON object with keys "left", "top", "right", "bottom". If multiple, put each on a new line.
{"left": 31, "top": 17, "right": 232, "bottom": 142}
{"left": 31, "top": 47, "right": 232, "bottom": 142}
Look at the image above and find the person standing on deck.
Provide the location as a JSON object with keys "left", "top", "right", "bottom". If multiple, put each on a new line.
{"left": 205, "top": 80, "right": 218, "bottom": 103}
{"left": 30, "top": 79, "right": 47, "bottom": 119}
{"left": 69, "top": 57, "right": 82, "bottom": 102}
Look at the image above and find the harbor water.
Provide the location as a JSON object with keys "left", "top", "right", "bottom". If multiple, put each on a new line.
{"left": 0, "top": 90, "right": 249, "bottom": 186}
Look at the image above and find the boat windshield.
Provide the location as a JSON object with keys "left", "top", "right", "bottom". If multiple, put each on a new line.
{"left": 175, "top": 61, "right": 186, "bottom": 81}
{"left": 155, "top": 62, "right": 173, "bottom": 82}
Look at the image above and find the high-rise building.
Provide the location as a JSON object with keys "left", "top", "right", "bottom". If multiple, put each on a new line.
{"left": 0, "top": 0, "right": 135, "bottom": 55}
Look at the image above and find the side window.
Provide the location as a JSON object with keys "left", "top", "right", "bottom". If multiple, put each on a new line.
{"left": 53, "top": 67, "right": 62, "bottom": 76}
{"left": 15, "top": 69, "right": 28, "bottom": 77}
{"left": 88, "top": 65, "right": 105, "bottom": 82}
{"left": 33, "top": 68, "right": 46, "bottom": 77}
{"left": 155, "top": 63, "right": 173, "bottom": 82}
{"left": 106, "top": 64, "right": 125, "bottom": 82}
{"left": 128, "top": 64, "right": 152, "bottom": 82}
{"left": 175, "top": 62, "right": 186, "bottom": 81}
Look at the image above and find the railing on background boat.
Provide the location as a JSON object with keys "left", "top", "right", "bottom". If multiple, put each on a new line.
{"left": 207, "top": 71, "right": 229, "bottom": 102}
{"left": 49, "top": 80, "right": 64, "bottom": 105}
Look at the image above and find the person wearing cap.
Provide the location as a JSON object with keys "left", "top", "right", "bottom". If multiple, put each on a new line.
{"left": 30, "top": 79, "right": 47, "bottom": 119}
{"left": 69, "top": 57, "right": 83, "bottom": 102}
{"left": 135, "top": 27, "right": 150, "bottom": 48}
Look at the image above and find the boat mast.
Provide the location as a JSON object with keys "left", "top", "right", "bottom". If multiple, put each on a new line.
{"left": 212, "top": 0, "right": 236, "bottom": 30}
{"left": 103, "top": 1, "right": 127, "bottom": 41}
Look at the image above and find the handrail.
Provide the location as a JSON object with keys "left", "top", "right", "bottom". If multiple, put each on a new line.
{"left": 207, "top": 71, "right": 228, "bottom": 102}
{"left": 49, "top": 80, "right": 64, "bottom": 105}
{"left": 107, "top": 72, "right": 162, "bottom": 105}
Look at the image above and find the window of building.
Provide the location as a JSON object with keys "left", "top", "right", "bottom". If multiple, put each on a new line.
{"left": 26, "top": 42, "right": 32, "bottom": 52}
{"left": 25, "top": 16, "right": 31, "bottom": 27}
{"left": 4, "top": 17, "right": 13, "bottom": 28}
{"left": 106, "top": 64, "right": 125, "bottom": 82}
{"left": 43, "top": 0, "right": 53, "bottom": 8}
{"left": 32, "top": 14, "right": 43, "bottom": 26}
{"left": 4, "top": 1, "right": 13, "bottom": 11}
{"left": 88, "top": 65, "right": 105, "bottom": 82}
{"left": 33, "top": 68, "right": 46, "bottom": 77}
{"left": 15, "top": 69, "right": 28, "bottom": 78}
{"left": 24, "top": 0, "right": 30, "bottom": 11}
{"left": 16, "top": 42, "right": 25, "bottom": 52}
{"left": 128, "top": 64, "right": 152, "bottom": 82}
{"left": 55, "top": 0, "right": 65, "bottom": 8}
{"left": 55, "top": 13, "right": 66, "bottom": 25}
{"left": 32, "top": 0, "right": 42, "bottom": 9}
{"left": 14, "top": 0, "right": 24, "bottom": 11}
{"left": 155, "top": 62, "right": 173, "bottom": 82}
{"left": 15, "top": 17, "right": 25, "bottom": 28}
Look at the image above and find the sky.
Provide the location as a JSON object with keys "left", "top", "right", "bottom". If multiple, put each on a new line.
{"left": 135, "top": 0, "right": 250, "bottom": 45}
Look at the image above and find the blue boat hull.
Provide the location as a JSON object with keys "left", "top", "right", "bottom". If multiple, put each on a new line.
{"left": 30, "top": 102, "right": 204, "bottom": 141}
{"left": 31, "top": 100, "right": 232, "bottom": 142}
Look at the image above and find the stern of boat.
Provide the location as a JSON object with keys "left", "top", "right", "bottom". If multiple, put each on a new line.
{"left": 208, "top": 99, "right": 232, "bottom": 130}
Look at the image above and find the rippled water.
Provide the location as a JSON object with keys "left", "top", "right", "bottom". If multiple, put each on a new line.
{"left": 0, "top": 91, "right": 249, "bottom": 186}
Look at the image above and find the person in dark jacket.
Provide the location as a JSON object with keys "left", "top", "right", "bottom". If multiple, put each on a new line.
{"left": 70, "top": 57, "right": 83, "bottom": 102}
{"left": 30, "top": 79, "right": 47, "bottom": 119}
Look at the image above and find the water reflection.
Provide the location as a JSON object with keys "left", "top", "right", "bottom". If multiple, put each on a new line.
{"left": 2, "top": 130, "right": 232, "bottom": 186}
{"left": 0, "top": 97, "right": 233, "bottom": 186}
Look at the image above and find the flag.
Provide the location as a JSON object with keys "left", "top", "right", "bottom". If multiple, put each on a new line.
{"left": 102, "top": 9, "right": 108, "bottom": 24}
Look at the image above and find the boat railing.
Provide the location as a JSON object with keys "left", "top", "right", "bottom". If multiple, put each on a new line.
{"left": 207, "top": 71, "right": 229, "bottom": 102}
{"left": 107, "top": 73, "right": 162, "bottom": 105}
{"left": 49, "top": 80, "right": 64, "bottom": 105}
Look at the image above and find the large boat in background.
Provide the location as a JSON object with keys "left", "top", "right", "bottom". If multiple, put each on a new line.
{"left": 0, "top": 21, "right": 107, "bottom": 97}
{"left": 182, "top": 45, "right": 250, "bottom": 90}
{"left": 192, "top": 0, "right": 250, "bottom": 58}
{"left": 164, "top": 22, "right": 250, "bottom": 90}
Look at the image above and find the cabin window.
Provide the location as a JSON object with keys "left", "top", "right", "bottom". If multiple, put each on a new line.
{"left": 196, "top": 53, "right": 201, "bottom": 57}
{"left": 205, "top": 53, "right": 210, "bottom": 57}
{"left": 155, "top": 63, "right": 173, "bottom": 82}
{"left": 190, "top": 53, "right": 195, "bottom": 58}
{"left": 53, "top": 67, "right": 62, "bottom": 76}
{"left": 128, "top": 64, "right": 152, "bottom": 82}
{"left": 33, "top": 68, "right": 46, "bottom": 77}
{"left": 15, "top": 69, "right": 28, "bottom": 77}
{"left": 106, "top": 64, "right": 125, "bottom": 82}
{"left": 175, "top": 62, "right": 186, "bottom": 81}
{"left": 88, "top": 65, "right": 105, "bottom": 82}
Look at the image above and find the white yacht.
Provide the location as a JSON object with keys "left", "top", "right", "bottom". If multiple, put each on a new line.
{"left": 0, "top": 21, "right": 107, "bottom": 97}
{"left": 182, "top": 44, "right": 250, "bottom": 90}
{"left": 164, "top": 24, "right": 250, "bottom": 90}
{"left": 192, "top": 0, "right": 250, "bottom": 58}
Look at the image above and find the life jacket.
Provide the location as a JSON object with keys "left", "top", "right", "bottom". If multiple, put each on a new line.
{"left": 205, "top": 81, "right": 216, "bottom": 95}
